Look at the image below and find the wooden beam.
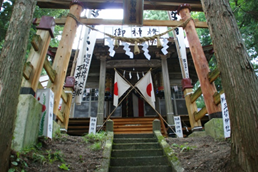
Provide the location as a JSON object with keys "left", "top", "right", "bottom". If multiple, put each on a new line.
{"left": 190, "top": 87, "right": 202, "bottom": 103}
{"left": 106, "top": 59, "right": 161, "bottom": 68}
{"left": 57, "top": 110, "right": 64, "bottom": 122}
{"left": 61, "top": 90, "right": 68, "bottom": 104}
{"left": 213, "top": 90, "right": 224, "bottom": 105}
{"left": 43, "top": 59, "right": 57, "bottom": 83}
{"left": 37, "top": 0, "right": 203, "bottom": 11}
{"left": 31, "top": 34, "right": 42, "bottom": 51}
{"left": 35, "top": 18, "right": 208, "bottom": 28}
{"left": 208, "top": 68, "right": 220, "bottom": 83}
{"left": 23, "top": 62, "right": 33, "bottom": 80}
{"left": 194, "top": 106, "right": 207, "bottom": 121}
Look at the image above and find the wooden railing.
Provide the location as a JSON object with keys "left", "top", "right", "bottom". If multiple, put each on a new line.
{"left": 189, "top": 68, "right": 223, "bottom": 122}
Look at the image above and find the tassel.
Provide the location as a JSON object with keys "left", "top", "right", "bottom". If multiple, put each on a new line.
{"left": 134, "top": 41, "right": 140, "bottom": 55}
{"left": 157, "top": 36, "right": 162, "bottom": 48}
{"left": 114, "top": 38, "right": 119, "bottom": 49}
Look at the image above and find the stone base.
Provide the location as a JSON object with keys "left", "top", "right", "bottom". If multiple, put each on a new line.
{"left": 12, "top": 95, "right": 42, "bottom": 151}
{"left": 205, "top": 118, "right": 224, "bottom": 139}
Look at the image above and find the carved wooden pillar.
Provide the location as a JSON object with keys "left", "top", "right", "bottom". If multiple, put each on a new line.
{"left": 97, "top": 56, "right": 107, "bottom": 126}
{"left": 178, "top": 4, "right": 221, "bottom": 118}
{"left": 160, "top": 55, "right": 174, "bottom": 125}
{"left": 47, "top": 1, "right": 83, "bottom": 117}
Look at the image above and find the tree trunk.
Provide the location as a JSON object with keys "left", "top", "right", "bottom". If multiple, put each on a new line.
{"left": 0, "top": 0, "right": 3, "bottom": 10}
{"left": 201, "top": 0, "right": 258, "bottom": 171}
{"left": 0, "top": 0, "right": 36, "bottom": 171}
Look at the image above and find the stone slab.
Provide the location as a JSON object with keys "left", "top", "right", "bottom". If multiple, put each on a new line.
{"left": 12, "top": 95, "right": 42, "bottom": 151}
{"left": 205, "top": 118, "right": 224, "bottom": 139}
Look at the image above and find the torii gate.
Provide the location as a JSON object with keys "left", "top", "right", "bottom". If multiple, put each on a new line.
{"left": 22, "top": 0, "right": 221, "bottom": 132}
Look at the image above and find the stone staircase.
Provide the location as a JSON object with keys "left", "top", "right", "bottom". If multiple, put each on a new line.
{"left": 109, "top": 133, "right": 173, "bottom": 172}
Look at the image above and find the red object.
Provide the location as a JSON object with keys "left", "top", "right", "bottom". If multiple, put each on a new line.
{"left": 146, "top": 83, "right": 152, "bottom": 97}
{"left": 64, "top": 76, "right": 75, "bottom": 90}
{"left": 42, "top": 105, "right": 46, "bottom": 112}
{"left": 36, "top": 16, "right": 56, "bottom": 38}
{"left": 182, "top": 78, "right": 193, "bottom": 91}
{"left": 114, "top": 82, "right": 118, "bottom": 96}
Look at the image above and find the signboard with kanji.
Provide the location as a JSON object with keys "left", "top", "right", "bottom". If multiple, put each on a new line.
{"left": 221, "top": 93, "right": 231, "bottom": 138}
{"left": 174, "top": 116, "right": 183, "bottom": 138}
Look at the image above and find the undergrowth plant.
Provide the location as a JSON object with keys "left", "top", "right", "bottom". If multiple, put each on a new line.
{"left": 83, "top": 131, "right": 106, "bottom": 143}
{"left": 59, "top": 163, "right": 70, "bottom": 171}
{"left": 89, "top": 142, "right": 102, "bottom": 151}
{"left": 172, "top": 143, "right": 196, "bottom": 152}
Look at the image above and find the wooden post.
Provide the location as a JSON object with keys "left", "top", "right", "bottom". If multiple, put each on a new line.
{"left": 182, "top": 79, "right": 202, "bottom": 130}
{"left": 178, "top": 4, "right": 221, "bottom": 118}
{"left": 160, "top": 55, "right": 174, "bottom": 125}
{"left": 21, "top": 16, "right": 55, "bottom": 95}
{"left": 47, "top": 1, "right": 83, "bottom": 117}
{"left": 97, "top": 56, "right": 107, "bottom": 126}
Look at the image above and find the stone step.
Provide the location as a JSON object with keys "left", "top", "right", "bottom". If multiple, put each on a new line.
{"left": 109, "top": 165, "right": 172, "bottom": 172}
{"left": 112, "top": 142, "right": 160, "bottom": 150}
{"left": 114, "top": 134, "right": 154, "bottom": 139}
{"left": 113, "top": 138, "right": 157, "bottom": 143}
{"left": 110, "top": 156, "right": 169, "bottom": 166}
{"left": 111, "top": 149, "right": 163, "bottom": 157}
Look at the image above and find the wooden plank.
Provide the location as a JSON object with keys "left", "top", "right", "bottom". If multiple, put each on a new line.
{"left": 38, "top": 82, "right": 44, "bottom": 89}
{"left": 57, "top": 110, "right": 64, "bottom": 122}
{"left": 208, "top": 68, "right": 221, "bottom": 83}
{"left": 184, "top": 89, "right": 202, "bottom": 129}
{"left": 61, "top": 90, "right": 68, "bottom": 103}
{"left": 21, "top": 30, "right": 52, "bottom": 92}
{"left": 194, "top": 106, "right": 207, "bottom": 121}
{"left": 123, "top": 0, "right": 143, "bottom": 25}
{"left": 106, "top": 59, "right": 161, "bottom": 68}
{"left": 43, "top": 58, "right": 57, "bottom": 83}
{"left": 31, "top": 34, "right": 42, "bottom": 51}
{"left": 23, "top": 62, "right": 33, "bottom": 80}
{"left": 190, "top": 87, "right": 202, "bottom": 103}
{"left": 213, "top": 90, "right": 224, "bottom": 105}
{"left": 35, "top": 18, "right": 208, "bottom": 28}
{"left": 37, "top": 0, "right": 203, "bottom": 11}
{"left": 63, "top": 93, "right": 73, "bottom": 129}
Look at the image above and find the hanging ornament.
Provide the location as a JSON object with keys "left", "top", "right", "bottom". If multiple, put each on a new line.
{"left": 157, "top": 36, "right": 162, "bottom": 48}
{"left": 161, "top": 38, "right": 169, "bottom": 55}
{"left": 129, "top": 71, "right": 132, "bottom": 79}
{"left": 142, "top": 42, "right": 151, "bottom": 60}
{"left": 123, "top": 70, "right": 126, "bottom": 77}
{"left": 134, "top": 41, "right": 140, "bottom": 55}
{"left": 114, "top": 38, "right": 119, "bottom": 49}
{"left": 142, "top": 71, "right": 145, "bottom": 76}
{"left": 107, "top": 37, "right": 115, "bottom": 57}
{"left": 137, "top": 72, "right": 139, "bottom": 80}
{"left": 123, "top": 42, "right": 133, "bottom": 59}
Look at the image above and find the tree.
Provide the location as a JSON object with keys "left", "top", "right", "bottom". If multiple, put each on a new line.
{"left": 0, "top": 0, "right": 37, "bottom": 171}
{"left": 201, "top": 0, "right": 258, "bottom": 171}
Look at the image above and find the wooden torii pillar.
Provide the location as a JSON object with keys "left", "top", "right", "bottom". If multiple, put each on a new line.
{"left": 178, "top": 4, "right": 221, "bottom": 118}
{"left": 47, "top": 1, "right": 83, "bottom": 119}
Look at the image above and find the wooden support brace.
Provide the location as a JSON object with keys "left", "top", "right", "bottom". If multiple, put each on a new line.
{"left": 208, "top": 68, "right": 221, "bottom": 83}
{"left": 23, "top": 62, "right": 33, "bottom": 80}
{"left": 57, "top": 110, "right": 64, "bottom": 123}
{"left": 31, "top": 34, "right": 42, "bottom": 51}
{"left": 194, "top": 106, "right": 207, "bottom": 121}
{"left": 38, "top": 82, "right": 44, "bottom": 89}
{"left": 190, "top": 87, "right": 202, "bottom": 103}
{"left": 61, "top": 90, "right": 68, "bottom": 103}
{"left": 43, "top": 59, "right": 57, "bottom": 83}
{"left": 213, "top": 89, "right": 224, "bottom": 105}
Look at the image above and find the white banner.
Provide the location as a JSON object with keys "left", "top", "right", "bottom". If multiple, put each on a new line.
{"left": 89, "top": 117, "right": 97, "bottom": 134}
{"left": 221, "top": 93, "right": 231, "bottom": 138}
{"left": 174, "top": 116, "right": 183, "bottom": 138}
{"left": 73, "top": 29, "right": 97, "bottom": 105}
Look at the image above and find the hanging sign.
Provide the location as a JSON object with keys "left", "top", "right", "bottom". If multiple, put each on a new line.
{"left": 221, "top": 93, "right": 231, "bottom": 138}
{"left": 73, "top": 28, "right": 97, "bottom": 105}
{"left": 174, "top": 116, "right": 183, "bottom": 138}
{"left": 123, "top": 0, "right": 144, "bottom": 25}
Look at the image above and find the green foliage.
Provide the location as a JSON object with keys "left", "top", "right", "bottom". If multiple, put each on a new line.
{"left": 59, "top": 163, "right": 70, "bottom": 171}
{"left": 143, "top": 10, "right": 169, "bottom": 20}
{"left": 172, "top": 143, "right": 196, "bottom": 153}
{"left": 32, "top": 153, "right": 46, "bottom": 163}
{"left": 89, "top": 142, "right": 102, "bottom": 151}
{"left": 46, "top": 150, "right": 65, "bottom": 164}
{"left": 83, "top": 131, "right": 106, "bottom": 143}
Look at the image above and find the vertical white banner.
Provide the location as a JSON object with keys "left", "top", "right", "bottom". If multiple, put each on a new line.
{"left": 89, "top": 117, "right": 97, "bottom": 134}
{"left": 221, "top": 93, "right": 231, "bottom": 138}
{"left": 174, "top": 116, "right": 183, "bottom": 138}
{"left": 73, "top": 29, "right": 97, "bottom": 104}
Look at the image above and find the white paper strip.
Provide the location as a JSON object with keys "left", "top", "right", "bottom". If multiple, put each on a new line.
{"left": 142, "top": 42, "right": 151, "bottom": 60}
{"left": 161, "top": 38, "right": 169, "bottom": 55}
{"left": 174, "top": 116, "right": 183, "bottom": 138}
{"left": 221, "top": 93, "right": 231, "bottom": 138}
